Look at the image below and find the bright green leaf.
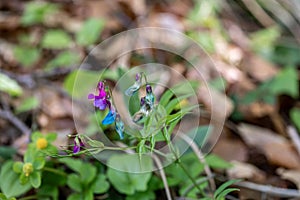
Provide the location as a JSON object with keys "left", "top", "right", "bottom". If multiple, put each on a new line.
{"left": 76, "top": 18, "right": 105, "bottom": 46}
{"left": 0, "top": 161, "right": 31, "bottom": 197}
{"left": 30, "top": 171, "right": 41, "bottom": 188}
{"left": 13, "top": 162, "right": 23, "bottom": 173}
{"left": 270, "top": 67, "right": 298, "bottom": 98}
{"left": 107, "top": 154, "right": 152, "bottom": 195}
{"left": 45, "top": 133, "right": 57, "bottom": 142}
{"left": 67, "top": 193, "right": 82, "bottom": 200}
{"left": 125, "top": 190, "right": 156, "bottom": 200}
{"left": 216, "top": 188, "right": 240, "bottom": 200}
{"left": 13, "top": 46, "right": 40, "bottom": 67}
{"left": 15, "top": 96, "right": 39, "bottom": 113}
{"left": 21, "top": 2, "right": 58, "bottom": 26}
{"left": 42, "top": 30, "right": 72, "bottom": 49}
{"left": 67, "top": 174, "right": 82, "bottom": 192}
{"left": 214, "top": 179, "right": 240, "bottom": 199}
{"left": 45, "top": 51, "right": 81, "bottom": 71}
{"left": 290, "top": 108, "right": 300, "bottom": 131}
{"left": 206, "top": 154, "right": 232, "bottom": 169}
{"left": 33, "top": 157, "right": 45, "bottom": 170}
{"left": 92, "top": 174, "right": 110, "bottom": 194}
{"left": 0, "top": 73, "right": 23, "bottom": 97}
{"left": 63, "top": 69, "right": 101, "bottom": 98}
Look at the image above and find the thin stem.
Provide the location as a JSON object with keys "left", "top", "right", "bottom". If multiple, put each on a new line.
{"left": 162, "top": 126, "right": 205, "bottom": 196}
{"left": 179, "top": 134, "right": 216, "bottom": 194}
{"left": 43, "top": 167, "right": 67, "bottom": 177}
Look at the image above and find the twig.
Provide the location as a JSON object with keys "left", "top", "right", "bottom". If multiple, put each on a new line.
{"left": 235, "top": 181, "right": 300, "bottom": 198}
{"left": 0, "top": 109, "right": 31, "bottom": 137}
{"left": 179, "top": 134, "right": 216, "bottom": 193}
{"left": 287, "top": 125, "right": 300, "bottom": 157}
{"left": 152, "top": 154, "right": 172, "bottom": 200}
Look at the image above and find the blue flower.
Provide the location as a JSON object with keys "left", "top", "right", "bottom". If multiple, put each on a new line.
{"left": 125, "top": 73, "right": 142, "bottom": 96}
{"left": 102, "top": 110, "right": 116, "bottom": 125}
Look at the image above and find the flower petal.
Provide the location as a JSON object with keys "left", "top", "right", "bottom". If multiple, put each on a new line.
{"left": 73, "top": 144, "right": 80, "bottom": 154}
{"left": 88, "top": 93, "right": 95, "bottom": 99}
{"left": 94, "top": 98, "right": 107, "bottom": 110}
{"left": 102, "top": 110, "right": 116, "bottom": 125}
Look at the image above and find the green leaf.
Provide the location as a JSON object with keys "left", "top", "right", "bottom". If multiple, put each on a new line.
{"left": 0, "top": 73, "right": 23, "bottom": 97}
{"left": 87, "top": 140, "right": 104, "bottom": 148}
{"left": 59, "top": 158, "right": 82, "bottom": 173}
{"left": 80, "top": 163, "right": 97, "bottom": 185}
{"left": 0, "top": 146, "right": 16, "bottom": 160}
{"left": 189, "top": 31, "right": 215, "bottom": 53}
{"left": 63, "top": 69, "right": 100, "bottom": 98}
{"left": 107, "top": 154, "right": 152, "bottom": 195}
{"left": 125, "top": 190, "right": 156, "bottom": 200}
{"left": 42, "top": 30, "right": 72, "bottom": 49}
{"left": 186, "top": 125, "right": 212, "bottom": 148}
{"left": 15, "top": 96, "right": 39, "bottom": 113}
{"left": 92, "top": 174, "right": 109, "bottom": 194}
{"left": 206, "top": 154, "right": 232, "bottom": 169}
{"left": 59, "top": 158, "right": 96, "bottom": 184}
{"left": 13, "top": 162, "right": 23, "bottom": 173}
{"left": 159, "top": 80, "right": 198, "bottom": 107}
{"left": 67, "top": 174, "right": 82, "bottom": 192}
{"left": 291, "top": 108, "right": 300, "bottom": 131}
{"left": 30, "top": 171, "right": 41, "bottom": 188}
{"left": 0, "top": 161, "right": 31, "bottom": 197}
{"left": 45, "top": 133, "right": 57, "bottom": 142}
{"left": 213, "top": 179, "right": 240, "bottom": 199}
{"left": 33, "top": 157, "right": 45, "bottom": 170}
{"left": 216, "top": 188, "right": 240, "bottom": 200}
{"left": 250, "top": 26, "right": 280, "bottom": 58}
{"left": 13, "top": 46, "right": 40, "bottom": 67}
{"left": 270, "top": 67, "right": 298, "bottom": 98}
{"left": 45, "top": 51, "right": 80, "bottom": 70}
{"left": 67, "top": 193, "right": 82, "bottom": 200}
{"left": 76, "top": 18, "right": 105, "bottom": 46}
{"left": 21, "top": 2, "right": 58, "bottom": 26}
{"left": 37, "top": 185, "right": 59, "bottom": 200}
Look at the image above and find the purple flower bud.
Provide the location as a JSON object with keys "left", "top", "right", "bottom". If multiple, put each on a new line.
{"left": 146, "top": 84, "right": 152, "bottom": 94}
{"left": 140, "top": 97, "right": 145, "bottom": 106}
{"left": 135, "top": 73, "right": 141, "bottom": 81}
{"left": 73, "top": 137, "right": 84, "bottom": 154}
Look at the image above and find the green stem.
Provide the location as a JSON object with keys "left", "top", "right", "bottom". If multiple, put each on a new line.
{"left": 162, "top": 126, "right": 205, "bottom": 196}
{"left": 43, "top": 167, "right": 67, "bottom": 177}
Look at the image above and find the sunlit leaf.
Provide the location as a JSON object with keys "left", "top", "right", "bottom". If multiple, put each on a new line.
{"left": 76, "top": 18, "right": 105, "bottom": 46}
{"left": 42, "top": 30, "right": 72, "bottom": 49}
{"left": 0, "top": 73, "right": 23, "bottom": 97}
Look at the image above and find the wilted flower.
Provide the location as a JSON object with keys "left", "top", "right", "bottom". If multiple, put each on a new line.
{"left": 125, "top": 73, "right": 142, "bottom": 96}
{"left": 88, "top": 81, "right": 108, "bottom": 110}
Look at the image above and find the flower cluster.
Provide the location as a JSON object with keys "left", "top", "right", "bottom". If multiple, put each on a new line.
{"left": 88, "top": 81, "right": 124, "bottom": 140}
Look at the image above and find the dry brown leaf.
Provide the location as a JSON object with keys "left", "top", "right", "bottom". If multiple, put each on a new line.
{"left": 198, "top": 84, "right": 234, "bottom": 118}
{"left": 238, "top": 123, "right": 300, "bottom": 169}
{"left": 212, "top": 130, "right": 248, "bottom": 162}
{"left": 277, "top": 168, "right": 300, "bottom": 189}
{"left": 227, "top": 161, "right": 266, "bottom": 183}
{"left": 242, "top": 53, "right": 278, "bottom": 82}
{"left": 239, "top": 102, "right": 275, "bottom": 118}
{"left": 38, "top": 87, "right": 72, "bottom": 118}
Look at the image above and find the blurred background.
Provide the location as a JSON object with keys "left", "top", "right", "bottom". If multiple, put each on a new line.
{"left": 1, "top": 0, "right": 300, "bottom": 199}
